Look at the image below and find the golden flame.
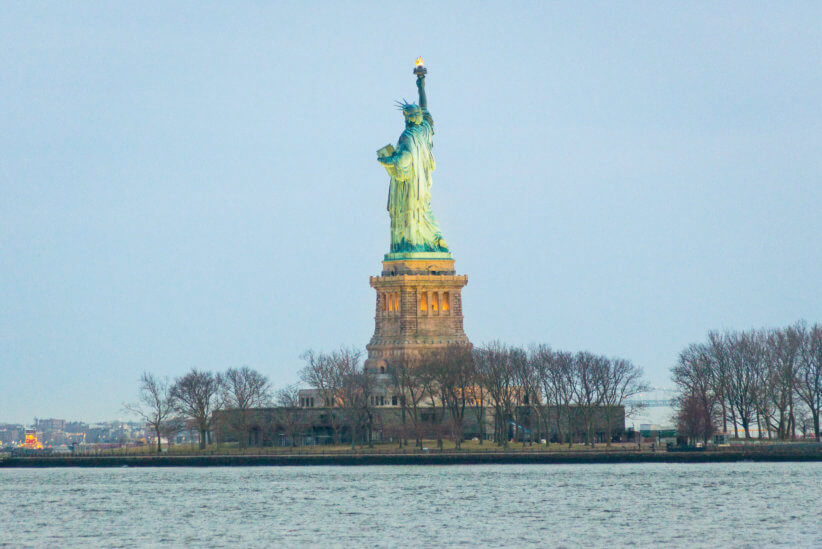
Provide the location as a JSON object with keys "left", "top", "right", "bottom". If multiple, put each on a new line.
{"left": 415, "top": 57, "right": 424, "bottom": 67}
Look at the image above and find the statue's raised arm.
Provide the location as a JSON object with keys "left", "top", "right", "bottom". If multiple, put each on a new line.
{"left": 416, "top": 66, "right": 433, "bottom": 130}
{"left": 376, "top": 60, "right": 448, "bottom": 254}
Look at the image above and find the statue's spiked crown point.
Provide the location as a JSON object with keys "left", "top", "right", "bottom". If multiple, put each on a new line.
{"left": 395, "top": 99, "right": 420, "bottom": 113}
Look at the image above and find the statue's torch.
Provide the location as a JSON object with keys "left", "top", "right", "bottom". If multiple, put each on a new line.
{"left": 413, "top": 56, "right": 427, "bottom": 78}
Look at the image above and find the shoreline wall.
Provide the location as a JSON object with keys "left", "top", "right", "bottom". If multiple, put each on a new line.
{"left": 2, "top": 448, "right": 820, "bottom": 468}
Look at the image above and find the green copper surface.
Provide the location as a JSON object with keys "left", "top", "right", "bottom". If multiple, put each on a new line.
{"left": 383, "top": 251, "right": 453, "bottom": 261}
{"left": 377, "top": 66, "right": 449, "bottom": 255}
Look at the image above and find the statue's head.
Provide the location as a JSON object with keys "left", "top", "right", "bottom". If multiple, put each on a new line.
{"left": 397, "top": 100, "right": 423, "bottom": 126}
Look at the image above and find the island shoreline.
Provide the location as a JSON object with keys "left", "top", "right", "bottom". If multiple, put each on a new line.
{"left": 3, "top": 449, "right": 821, "bottom": 468}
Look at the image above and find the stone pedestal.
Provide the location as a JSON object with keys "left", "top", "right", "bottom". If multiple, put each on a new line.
{"left": 365, "top": 252, "right": 469, "bottom": 374}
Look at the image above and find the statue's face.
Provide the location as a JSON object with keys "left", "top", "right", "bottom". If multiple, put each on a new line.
{"left": 404, "top": 110, "right": 423, "bottom": 126}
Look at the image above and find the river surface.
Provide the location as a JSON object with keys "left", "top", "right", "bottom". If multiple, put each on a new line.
{"left": 1, "top": 463, "right": 820, "bottom": 548}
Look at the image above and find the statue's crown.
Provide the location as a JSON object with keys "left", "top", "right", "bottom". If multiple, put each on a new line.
{"left": 395, "top": 99, "right": 421, "bottom": 113}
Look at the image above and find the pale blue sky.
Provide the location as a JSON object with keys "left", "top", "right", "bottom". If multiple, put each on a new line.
{"left": 1, "top": 3, "right": 820, "bottom": 423}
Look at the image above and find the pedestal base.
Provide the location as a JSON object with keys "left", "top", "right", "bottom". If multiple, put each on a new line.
{"left": 365, "top": 257, "right": 469, "bottom": 374}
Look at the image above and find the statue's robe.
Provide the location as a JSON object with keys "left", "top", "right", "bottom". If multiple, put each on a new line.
{"left": 386, "top": 113, "right": 448, "bottom": 253}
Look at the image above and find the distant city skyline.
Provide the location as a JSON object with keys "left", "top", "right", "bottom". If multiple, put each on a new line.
{"left": 2, "top": 3, "right": 821, "bottom": 423}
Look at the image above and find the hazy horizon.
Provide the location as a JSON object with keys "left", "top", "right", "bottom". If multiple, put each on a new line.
{"left": 2, "top": 3, "right": 820, "bottom": 424}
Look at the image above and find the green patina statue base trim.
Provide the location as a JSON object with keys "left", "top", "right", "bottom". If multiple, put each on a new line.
{"left": 384, "top": 251, "right": 453, "bottom": 261}
{"left": 390, "top": 238, "right": 449, "bottom": 255}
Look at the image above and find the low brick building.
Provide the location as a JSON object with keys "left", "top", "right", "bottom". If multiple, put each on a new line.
{"left": 213, "top": 402, "right": 625, "bottom": 447}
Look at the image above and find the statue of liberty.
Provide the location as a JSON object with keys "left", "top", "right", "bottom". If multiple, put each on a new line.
{"left": 377, "top": 60, "right": 449, "bottom": 255}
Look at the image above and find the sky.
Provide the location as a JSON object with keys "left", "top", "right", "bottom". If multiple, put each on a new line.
{"left": 1, "top": 3, "right": 820, "bottom": 424}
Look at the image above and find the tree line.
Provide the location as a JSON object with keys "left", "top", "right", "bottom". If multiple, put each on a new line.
{"left": 297, "top": 342, "right": 648, "bottom": 450}
{"left": 125, "top": 366, "right": 272, "bottom": 452}
{"left": 128, "top": 322, "right": 821, "bottom": 451}
{"left": 128, "top": 342, "right": 648, "bottom": 451}
{"left": 672, "top": 322, "right": 822, "bottom": 443}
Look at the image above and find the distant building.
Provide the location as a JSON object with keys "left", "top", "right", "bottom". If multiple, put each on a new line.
{"left": 35, "top": 418, "right": 66, "bottom": 432}
{"left": 0, "top": 424, "right": 24, "bottom": 447}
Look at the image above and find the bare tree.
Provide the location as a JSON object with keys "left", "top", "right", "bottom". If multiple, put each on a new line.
{"left": 124, "top": 372, "right": 175, "bottom": 453}
{"left": 676, "top": 322, "right": 817, "bottom": 442}
{"left": 356, "top": 368, "right": 376, "bottom": 448}
{"left": 726, "top": 331, "right": 765, "bottom": 439}
{"left": 536, "top": 348, "right": 576, "bottom": 446}
{"left": 475, "top": 342, "right": 516, "bottom": 448}
{"left": 299, "top": 349, "right": 343, "bottom": 443}
{"left": 597, "top": 357, "right": 648, "bottom": 446}
{"left": 672, "top": 342, "right": 721, "bottom": 445}
{"left": 796, "top": 405, "right": 815, "bottom": 439}
{"left": 391, "top": 355, "right": 427, "bottom": 449}
{"left": 676, "top": 392, "right": 715, "bottom": 445}
{"left": 796, "top": 324, "right": 822, "bottom": 441}
{"left": 218, "top": 366, "right": 272, "bottom": 447}
{"left": 767, "top": 325, "right": 804, "bottom": 440}
{"left": 530, "top": 345, "right": 553, "bottom": 444}
{"left": 672, "top": 344, "right": 718, "bottom": 427}
{"left": 300, "top": 346, "right": 364, "bottom": 446}
{"left": 274, "top": 383, "right": 303, "bottom": 447}
{"left": 572, "top": 352, "right": 604, "bottom": 446}
{"left": 427, "top": 343, "right": 474, "bottom": 449}
{"left": 703, "top": 332, "right": 730, "bottom": 436}
{"left": 417, "top": 352, "right": 445, "bottom": 450}
{"left": 329, "top": 347, "right": 365, "bottom": 448}
{"left": 511, "top": 347, "right": 536, "bottom": 447}
{"left": 220, "top": 366, "right": 272, "bottom": 409}
{"left": 335, "top": 351, "right": 372, "bottom": 449}
{"left": 170, "top": 369, "right": 221, "bottom": 449}
{"left": 467, "top": 378, "right": 487, "bottom": 445}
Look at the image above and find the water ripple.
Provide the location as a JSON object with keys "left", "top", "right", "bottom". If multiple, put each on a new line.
{"left": 0, "top": 463, "right": 820, "bottom": 548}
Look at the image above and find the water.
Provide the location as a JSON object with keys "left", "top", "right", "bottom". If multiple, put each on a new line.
{"left": 1, "top": 463, "right": 820, "bottom": 548}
